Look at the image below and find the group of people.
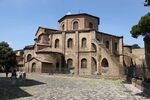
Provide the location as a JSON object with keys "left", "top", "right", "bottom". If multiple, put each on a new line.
{"left": 5, "top": 67, "right": 26, "bottom": 80}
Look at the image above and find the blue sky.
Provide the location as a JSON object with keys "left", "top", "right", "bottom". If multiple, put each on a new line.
{"left": 0, "top": 0, "right": 149, "bottom": 50}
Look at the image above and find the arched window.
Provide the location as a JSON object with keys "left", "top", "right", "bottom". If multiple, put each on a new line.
{"left": 73, "top": 21, "right": 78, "bottom": 30}
{"left": 31, "top": 63, "right": 36, "bottom": 72}
{"left": 115, "top": 42, "right": 118, "bottom": 51}
{"left": 89, "top": 22, "right": 93, "bottom": 29}
{"left": 106, "top": 41, "right": 109, "bottom": 49}
{"left": 67, "top": 38, "right": 73, "bottom": 48}
{"left": 27, "top": 54, "right": 32, "bottom": 62}
{"left": 62, "top": 24, "right": 65, "bottom": 31}
{"left": 38, "top": 35, "right": 49, "bottom": 44}
{"left": 81, "top": 38, "right": 87, "bottom": 48}
{"left": 55, "top": 39, "right": 59, "bottom": 48}
{"left": 91, "top": 43, "right": 97, "bottom": 52}
{"left": 81, "top": 58, "right": 87, "bottom": 68}
{"left": 67, "top": 59, "right": 73, "bottom": 68}
{"left": 101, "top": 58, "right": 109, "bottom": 67}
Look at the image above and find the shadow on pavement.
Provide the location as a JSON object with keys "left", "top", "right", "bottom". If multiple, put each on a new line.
{"left": 0, "top": 77, "right": 45, "bottom": 100}
{"left": 135, "top": 92, "right": 150, "bottom": 99}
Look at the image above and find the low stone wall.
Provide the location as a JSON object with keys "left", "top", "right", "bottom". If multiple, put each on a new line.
{"left": 132, "top": 78, "right": 150, "bottom": 95}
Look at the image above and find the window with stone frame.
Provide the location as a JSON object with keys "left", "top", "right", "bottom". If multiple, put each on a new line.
{"left": 105, "top": 41, "right": 110, "bottom": 49}
{"left": 67, "top": 59, "right": 73, "bottom": 68}
{"left": 73, "top": 21, "right": 78, "bottom": 30}
{"left": 27, "top": 54, "right": 32, "bottom": 62}
{"left": 55, "top": 39, "right": 59, "bottom": 48}
{"left": 81, "top": 38, "right": 87, "bottom": 48}
{"left": 81, "top": 58, "right": 87, "bottom": 68}
{"left": 67, "top": 38, "right": 73, "bottom": 48}
{"left": 89, "top": 22, "right": 93, "bottom": 29}
{"left": 114, "top": 42, "right": 118, "bottom": 52}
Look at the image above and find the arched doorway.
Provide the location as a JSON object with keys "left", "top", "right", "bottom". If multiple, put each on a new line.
{"left": 31, "top": 63, "right": 36, "bottom": 72}
{"left": 101, "top": 58, "right": 109, "bottom": 67}
{"left": 92, "top": 57, "right": 97, "bottom": 74}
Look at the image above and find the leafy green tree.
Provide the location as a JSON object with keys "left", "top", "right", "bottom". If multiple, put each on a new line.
{"left": 130, "top": 13, "right": 150, "bottom": 38}
{"left": 131, "top": 44, "right": 141, "bottom": 49}
{"left": 0, "top": 41, "right": 16, "bottom": 76}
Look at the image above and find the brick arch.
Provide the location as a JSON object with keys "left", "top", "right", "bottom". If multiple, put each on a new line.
{"left": 26, "top": 54, "right": 32, "bottom": 62}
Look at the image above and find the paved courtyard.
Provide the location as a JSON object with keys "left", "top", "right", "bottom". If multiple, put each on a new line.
{"left": 0, "top": 73, "right": 150, "bottom": 100}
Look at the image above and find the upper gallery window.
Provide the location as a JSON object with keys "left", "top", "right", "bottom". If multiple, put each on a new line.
{"left": 67, "top": 38, "right": 73, "bottom": 48}
{"left": 106, "top": 41, "right": 110, "bottom": 49}
{"left": 89, "top": 22, "right": 93, "bottom": 29}
{"left": 73, "top": 21, "right": 78, "bottom": 30}
{"left": 115, "top": 42, "right": 118, "bottom": 51}
{"left": 27, "top": 54, "right": 32, "bottom": 62}
{"left": 55, "top": 39, "right": 59, "bottom": 48}
{"left": 81, "top": 38, "right": 87, "bottom": 48}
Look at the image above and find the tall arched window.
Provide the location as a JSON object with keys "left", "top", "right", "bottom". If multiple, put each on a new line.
{"left": 101, "top": 58, "right": 109, "bottom": 67}
{"left": 89, "top": 22, "right": 93, "bottom": 29}
{"left": 31, "top": 63, "right": 36, "bottom": 72}
{"left": 114, "top": 42, "right": 118, "bottom": 51}
{"left": 73, "top": 21, "right": 78, "bottom": 30}
{"left": 106, "top": 41, "right": 110, "bottom": 49}
{"left": 67, "top": 59, "right": 73, "bottom": 68}
{"left": 81, "top": 58, "right": 87, "bottom": 68}
{"left": 67, "top": 38, "right": 73, "bottom": 48}
{"left": 81, "top": 38, "right": 87, "bottom": 48}
{"left": 27, "top": 54, "right": 32, "bottom": 62}
{"left": 55, "top": 39, "right": 59, "bottom": 48}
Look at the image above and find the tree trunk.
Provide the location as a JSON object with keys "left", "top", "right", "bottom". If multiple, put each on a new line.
{"left": 144, "top": 36, "right": 150, "bottom": 68}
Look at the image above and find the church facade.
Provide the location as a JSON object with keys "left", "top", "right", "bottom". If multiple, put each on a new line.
{"left": 17, "top": 13, "right": 134, "bottom": 76}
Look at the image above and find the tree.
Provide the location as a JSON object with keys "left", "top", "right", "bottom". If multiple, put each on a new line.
{"left": 145, "top": 0, "right": 150, "bottom": 6}
{"left": 131, "top": 44, "right": 141, "bottom": 49}
{"left": 130, "top": 13, "right": 150, "bottom": 38}
{"left": 0, "top": 41, "right": 16, "bottom": 76}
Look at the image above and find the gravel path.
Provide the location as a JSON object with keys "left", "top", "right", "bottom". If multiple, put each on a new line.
{"left": 0, "top": 73, "right": 150, "bottom": 100}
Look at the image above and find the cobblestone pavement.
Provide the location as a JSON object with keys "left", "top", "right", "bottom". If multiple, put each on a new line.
{"left": 1, "top": 73, "right": 150, "bottom": 100}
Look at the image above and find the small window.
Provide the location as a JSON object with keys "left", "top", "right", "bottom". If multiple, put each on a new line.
{"left": 81, "top": 58, "right": 87, "bottom": 68}
{"left": 27, "top": 54, "right": 32, "bottom": 62}
{"left": 67, "top": 38, "right": 73, "bottom": 48}
{"left": 115, "top": 42, "right": 118, "bottom": 51}
{"left": 81, "top": 38, "right": 87, "bottom": 48}
{"left": 89, "top": 22, "right": 93, "bottom": 29}
{"left": 55, "top": 39, "right": 59, "bottom": 48}
{"left": 106, "top": 41, "right": 109, "bottom": 49}
{"left": 73, "top": 21, "right": 78, "bottom": 30}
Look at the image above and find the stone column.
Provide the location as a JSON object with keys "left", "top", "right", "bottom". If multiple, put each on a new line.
{"left": 119, "top": 37, "right": 123, "bottom": 66}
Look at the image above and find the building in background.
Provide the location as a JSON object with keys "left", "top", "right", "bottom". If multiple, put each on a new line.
{"left": 15, "top": 13, "right": 145, "bottom": 76}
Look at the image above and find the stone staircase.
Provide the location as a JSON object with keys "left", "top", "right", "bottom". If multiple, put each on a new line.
{"left": 92, "top": 39, "right": 124, "bottom": 76}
